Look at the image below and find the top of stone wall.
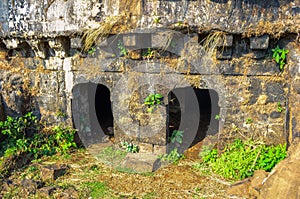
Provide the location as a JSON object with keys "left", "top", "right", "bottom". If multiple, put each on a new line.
{"left": 0, "top": 0, "right": 299, "bottom": 38}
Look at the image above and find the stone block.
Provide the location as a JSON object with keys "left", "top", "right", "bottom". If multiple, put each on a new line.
{"left": 121, "top": 153, "right": 161, "bottom": 173}
{"left": 250, "top": 35, "right": 269, "bottom": 50}
{"left": 40, "top": 164, "right": 68, "bottom": 181}
{"left": 151, "top": 32, "right": 170, "bottom": 49}
{"left": 265, "top": 82, "right": 285, "bottom": 103}
{"left": 227, "top": 178, "right": 251, "bottom": 197}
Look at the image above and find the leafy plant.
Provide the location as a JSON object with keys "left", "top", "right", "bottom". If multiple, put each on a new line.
{"left": 159, "top": 148, "right": 184, "bottom": 163}
{"left": 272, "top": 46, "right": 289, "bottom": 71}
{"left": 199, "top": 139, "right": 286, "bottom": 181}
{"left": 277, "top": 102, "right": 284, "bottom": 113}
{"left": 121, "top": 141, "right": 139, "bottom": 153}
{"left": 215, "top": 114, "right": 220, "bottom": 120}
{"left": 144, "top": 93, "right": 163, "bottom": 113}
{"left": 169, "top": 130, "right": 184, "bottom": 144}
{"left": 117, "top": 40, "right": 128, "bottom": 57}
{"left": 0, "top": 112, "right": 77, "bottom": 160}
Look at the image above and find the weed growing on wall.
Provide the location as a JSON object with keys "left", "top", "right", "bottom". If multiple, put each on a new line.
{"left": 144, "top": 93, "right": 163, "bottom": 113}
{"left": 197, "top": 139, "right": 287, "bottom": 181}
{"left": 272, "top": 46, "right": 289, "bottom": 71}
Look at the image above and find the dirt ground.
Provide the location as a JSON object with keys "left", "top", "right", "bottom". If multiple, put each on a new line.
{"left": 1, "top": 141, "right": 232, "bottom": 199}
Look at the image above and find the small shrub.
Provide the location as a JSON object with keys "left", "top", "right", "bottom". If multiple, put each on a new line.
{"left": 0, "top": 112, "right": 77, "bottom": 160}
{"left": 199, "top": 139, "right": 287, "bottom": 181}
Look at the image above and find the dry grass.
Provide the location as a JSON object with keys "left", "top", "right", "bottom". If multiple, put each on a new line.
{"left": 82, "top": 13, "right": 129, "bottom": 52}
{"left": 200, "top": 31, "right": 227, "bottom": 54}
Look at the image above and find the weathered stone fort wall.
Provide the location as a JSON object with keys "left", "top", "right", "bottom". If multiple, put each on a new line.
{"left": 0, "top": 0, "right": 299, "bottom": 150}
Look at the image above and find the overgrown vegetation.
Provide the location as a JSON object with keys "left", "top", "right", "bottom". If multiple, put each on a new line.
{"left": 0, "top": 112, "right": 77, "bottom": 177}
{"left": 197, "top": 139, "right": 287, "bottom": 181}
{"left": 272, "top": 46, "right": 289, "bottom": 71}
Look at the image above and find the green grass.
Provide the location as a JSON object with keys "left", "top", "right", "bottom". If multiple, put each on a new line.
{"left": 197, "top": 139, "right": 287, "bottom": 181}
{"left": 97, "top": 146, "right": 127, "bottom": 166}
{"left": 83, "top": 181, "right": 111, "bottom": 199}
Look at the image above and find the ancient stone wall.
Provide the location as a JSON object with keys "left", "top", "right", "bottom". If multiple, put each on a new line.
{"left": 0, "top": 0, "right": 299, "bottom": 149}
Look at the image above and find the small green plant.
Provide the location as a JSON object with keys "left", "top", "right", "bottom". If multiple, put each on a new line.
{"left": 160, "top": 130, "right": 185, "bottom": 164}
{"left": 159, "top": 148, "right": 184, "bottom": 163}
{"left": 199, "top": 139, "right": 287, "bottom": 181}
{"left": 117, "top": 40, "right": 128, "bottom": 57}
{"left": 277, "top": 102, "right": 284, "bottom": 113}
{"left": 215, "top": 114, "right": 220, "bottom": 120}
{"left": 121, "top": 141, "right": 139, "bottom": 153}
{"left": 143, "top": 48, "right": 155, "bottom": 59}
{"left": 169, "top": 130, "right": 184, "bottom": 144}
{"left": 245, "top": 118, "right": 253, "bottom": 124}
{"left": 144, "top": 93, "right": 163, "bottom": 113}
{"left": 88, "top": 46, "right": 96, "bottom": 55}
{"left": 272, "top": 46, "right": 289, "bottom": 71}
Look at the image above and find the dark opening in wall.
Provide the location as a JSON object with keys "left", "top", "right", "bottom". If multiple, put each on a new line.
{"left": 72, "top": 83, "right": 114, "bottom": 147}
{"left": 167, "top": 87, "right": 219, "bottom": 151}
{"left": 95, "top": 84, "right": 114, "bottom": 137}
